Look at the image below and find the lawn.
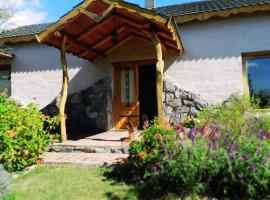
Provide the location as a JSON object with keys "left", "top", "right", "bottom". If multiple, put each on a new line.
{"left": 4, "top": 165, "right": 137, "bottom": 200}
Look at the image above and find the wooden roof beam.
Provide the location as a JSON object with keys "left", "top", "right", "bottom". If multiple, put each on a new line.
{"left": 105, "top": 34, "right": 134, "bottom": 55}
{"left": 76, "top": 17, "right": 114, "bottom": 40}
{"left": 92, "top": 26, "right": 126, "bottom": 49}
{"left": 78, "top": 2, "right": 116, "bottom": 23}
{"left": 60, "top": 32, "right": 106, "bottom": 58}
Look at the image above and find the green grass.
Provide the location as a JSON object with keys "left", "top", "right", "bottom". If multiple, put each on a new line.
{"left": 4, "top": 165, "right": 137, "bottom": 200}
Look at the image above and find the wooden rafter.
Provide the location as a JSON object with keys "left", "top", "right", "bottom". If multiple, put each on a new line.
{"left": 92, "top": 26, "right": 126, "bottom": 49}
{"left": 62, "top": 32, "right": 106, "bottom": 58}
{"left": 105, "top": 34, "right": 134, "bottom": 55}
{"left": 77, "top": 17, "right": 113, "bottom": 40}
{"left": 36, "top": 0, "right": 184, "bottom": 63}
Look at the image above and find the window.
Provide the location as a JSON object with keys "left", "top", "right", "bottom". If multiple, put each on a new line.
{"left": 243, "top": 52, "right": 270, "bottom": 108}
{"left": 121, "top": 68, "right": 135, "bottom": 105}
{"left": 0, "top": 64, "right": 11, "bottom": 96}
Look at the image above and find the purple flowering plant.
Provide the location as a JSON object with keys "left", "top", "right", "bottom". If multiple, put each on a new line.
{"left": 128, "top": 97, "right": 270, "bottom": 199}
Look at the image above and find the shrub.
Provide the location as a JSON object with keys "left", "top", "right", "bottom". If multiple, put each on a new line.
{"left": 129, "top": 100, "right": 270, "bottom": 199}
{"left": 0, "top": 95, "right": 57, "bottom": 171}
{"left": 0, "top": 165, "right": 10, "bottom": 198}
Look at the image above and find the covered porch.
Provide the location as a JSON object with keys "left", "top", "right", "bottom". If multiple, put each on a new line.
{"left": 36, "top": 0, "right": 183, "bottom": 141}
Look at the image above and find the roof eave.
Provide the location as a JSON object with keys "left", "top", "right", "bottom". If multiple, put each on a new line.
{"left": 0, "top": 35, "right": 36, "bottom": 44}
{"left": 37, "top": 0, "right": 170, "bottom": 43}
{"left": 174, "top": 3, "right": 270, "bottom": 24}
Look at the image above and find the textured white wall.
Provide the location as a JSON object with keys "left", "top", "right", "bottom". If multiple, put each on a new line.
{"left": 165, "top": 13, "right": 270, "bottom": 104}
{"left": 11, "top": 42, "right": 112, "bottom": 108}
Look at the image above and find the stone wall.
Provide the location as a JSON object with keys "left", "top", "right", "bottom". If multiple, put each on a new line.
{"left": 163, "top": 77, "right": 206, "bottom": 125}
{"left": 43, "top": 78, "right": 112, "bottom": 138}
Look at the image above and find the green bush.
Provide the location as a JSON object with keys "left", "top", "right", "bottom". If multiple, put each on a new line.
{"left": 129, "top": 99, "right": 270, "bottom": 199}
{"left": 196, "top": 96, "right": 270, "bottom": 136}
{"left": 0, "top": 95, "right": 57, "bottom": 171}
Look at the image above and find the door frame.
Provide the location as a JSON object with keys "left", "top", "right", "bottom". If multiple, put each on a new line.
{"left": 112, "top": 59, "right": 157, "bottom": 129}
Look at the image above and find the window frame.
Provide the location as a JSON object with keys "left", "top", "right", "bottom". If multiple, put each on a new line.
{"left": 242, "top": 50, "right": 270, "bottom": 110}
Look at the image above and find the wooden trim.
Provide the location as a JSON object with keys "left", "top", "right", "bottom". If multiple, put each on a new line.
{"left": 242, "top": 50, "right": 270, "bottom": 60}
{"left": 0, "top": 35, "right": 36, "bottom": 44}
{"left": 112, "top": 59, "right": 157, "bottom": 67}
{"left": 0, "top": 52, "right": 14, "bottom": 59}
{"left": 242, "top": 50, "right": 270, "bottom": 97}
{"left": 101, "top": 0, "right": 168, "bottom": 24}
{"left": 175, "top": 3, "right": 270, "bottom": 24}
{"left": 167, "top": 17, "right": 184, "bottom": 54}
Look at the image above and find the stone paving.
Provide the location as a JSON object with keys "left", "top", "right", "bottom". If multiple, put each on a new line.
{"left": 42, "top": 152, "right": 128, "bottom": 166}
{"left": 42, "top": 130, "right": 133, "bottom": 166}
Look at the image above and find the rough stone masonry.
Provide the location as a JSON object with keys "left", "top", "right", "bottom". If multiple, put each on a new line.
{"left": 163, "top": 77, "right": 206, "bottom": 125}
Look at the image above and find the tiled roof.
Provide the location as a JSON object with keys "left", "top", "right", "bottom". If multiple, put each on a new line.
{"left": 155, "top": 0, "right": 270, "bottom": 16}
{"left": 0, "top": 23, "right": 51, "bottom": 39}
{"left": 1, "top": 0, "right": 270, "bottom": 40}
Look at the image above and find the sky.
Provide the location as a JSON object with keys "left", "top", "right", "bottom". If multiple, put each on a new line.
{"left": 0, "top": 0, "right": 199, "bottom": 28}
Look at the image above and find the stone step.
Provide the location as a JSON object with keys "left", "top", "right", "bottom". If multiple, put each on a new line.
{"left": 47, "top": 144, "right": 129, "bottom": 154}
{"left": 41, "top": 152, "right": 128, "bottom": 167}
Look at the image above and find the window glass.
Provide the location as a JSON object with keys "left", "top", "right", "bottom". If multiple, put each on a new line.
{"left": 121, "top": 69, "right": 135, "bottom": 105}
{"left": 246, "top": 57, "right": 270, "bottom": 108}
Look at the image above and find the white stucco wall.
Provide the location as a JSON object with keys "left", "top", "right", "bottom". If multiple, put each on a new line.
{"left": 9, "top": 13, "right": 270, "bottom": 108}
{"left": 10, "top": 42, "right": 112, "bottom": 108}
{"left": 165, "top": 13, "right": 270, "bottom": 104}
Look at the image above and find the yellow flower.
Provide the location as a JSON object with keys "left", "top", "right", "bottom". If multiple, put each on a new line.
{"left": 138, "top": 151, "right": 147, "bottom": 159}
{"left": 5, "top": 130, "right": 16, "bottom": 137}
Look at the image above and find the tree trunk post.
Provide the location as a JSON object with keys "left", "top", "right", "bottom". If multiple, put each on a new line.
{"left": 59, "top": 35, "right": 69, "bottom": 142}
{"left": 151, "top": 30, "right": 164, "bottom": 119}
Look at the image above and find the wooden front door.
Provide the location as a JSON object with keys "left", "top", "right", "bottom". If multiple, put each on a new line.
{"left": 113, "top": 62, "right": 139, "bottom": 129}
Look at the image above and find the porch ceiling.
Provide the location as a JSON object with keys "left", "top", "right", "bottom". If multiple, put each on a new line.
{"left": 36, "top": 0, "right": 184, "bottom": 62}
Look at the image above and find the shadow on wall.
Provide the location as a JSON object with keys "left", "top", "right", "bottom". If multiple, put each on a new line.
{"left": 42, "top": 77, "right": 113, "bottom": 140}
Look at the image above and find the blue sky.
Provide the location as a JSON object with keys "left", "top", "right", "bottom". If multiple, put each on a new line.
{"left": 43, "top": 0, "right": 198, "bottom": 22}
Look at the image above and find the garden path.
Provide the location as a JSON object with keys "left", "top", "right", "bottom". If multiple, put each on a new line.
{"left": 41, "top": 130, "right": 132, "bottom": 166}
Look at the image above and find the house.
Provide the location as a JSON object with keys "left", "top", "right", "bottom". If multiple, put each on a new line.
{"left": 0, "top": 0, "right": 270, "bottom": 137}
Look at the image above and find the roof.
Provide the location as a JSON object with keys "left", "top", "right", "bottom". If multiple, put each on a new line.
{"left": 1, "top": 0, "right": 270, "bottom": 44}
{"left": 0, "top": 23, "right": 51, "bottom": 44}
{"left": 156, "top": 0, "right": 270, "bottom": 23}
{"left": 37, "top": 0, "right": 183, "bottom": 61}
{"left": 0, "top": 23, "right": 51, "bottom": 39}
{"left": 156, "top": 0, "right": 270, "bottom": 16}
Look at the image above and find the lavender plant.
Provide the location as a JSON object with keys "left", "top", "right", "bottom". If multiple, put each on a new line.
{"left": 129, "top": 111, "right": 270, "bottom": 199}
{"left": 0, "top": 164, "right": 10, "bottom": 198}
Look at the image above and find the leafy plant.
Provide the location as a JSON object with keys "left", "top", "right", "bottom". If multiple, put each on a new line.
{"left": 0, "top": 95, "right": 58, "bottom": 171}
{"left": 128, "top": 98, "right": 270, "bottom": 199}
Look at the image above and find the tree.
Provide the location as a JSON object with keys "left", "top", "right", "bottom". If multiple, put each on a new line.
{"left": 0, "top": 9, "right": 12, "bottom": 32}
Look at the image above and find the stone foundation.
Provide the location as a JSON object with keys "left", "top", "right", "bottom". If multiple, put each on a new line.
{"left": 163, "top": 77, "right": 206, "bottom": 125}
{"left": 43, "top": 78, "right": 112, "bottom": 137}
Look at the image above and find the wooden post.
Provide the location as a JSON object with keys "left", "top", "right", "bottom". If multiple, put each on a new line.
{"left": 151, "top": 30, "right": 164, "bottom": 119}
{"left": 59, "top": 35, "right": 69, "bottom": 142}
